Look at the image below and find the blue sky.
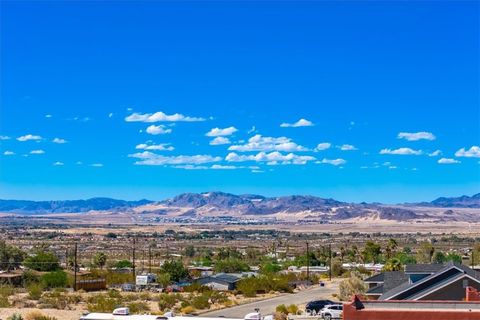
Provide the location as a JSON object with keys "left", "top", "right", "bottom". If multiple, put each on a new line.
{"left": 0, "top": 1, "right": 479, "bottom": 203}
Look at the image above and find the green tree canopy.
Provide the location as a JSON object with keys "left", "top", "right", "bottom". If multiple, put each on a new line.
{"left": 0, "top": 241, "right": 25, "bottom": 271}
{"left": 214, "top": 258, "right": 249, "bottom": 273}
{"left": 160, "top": 260, "right": 189, "bottom": 282}
{"left": 24, "top": 250, "right": 60, "bottom": 272}
{"left": 93, "top": 252, "right": 107, "bottom": 269}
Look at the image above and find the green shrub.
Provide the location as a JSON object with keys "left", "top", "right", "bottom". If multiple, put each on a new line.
{"left": 192, "top": 294, "right": 210, "bottom": 309}
{"left": 42, "top": 271, "right": 68, "bottom": 288}
{"left": 127, "top": 301, "right": 151, "bottom": 313}
{"left": 286, "top": 304, "right": 299, "bottom": 314}
{"left": 24, "top": 251, "right": 60, "bottom": 272}
{"left": 28, "top": 283, "right": 44, "bottom": 300}
{"left": 276, "top": 304, "right": 288, "bottom": 314}
{"left": 0, "top": 295, "right": 10, "bottom": 307}
{"left": 157, "top": 293, "right": 179, "bottom": 311}
{"left": 7, "top": 314, "right": 23, "bottom": 320}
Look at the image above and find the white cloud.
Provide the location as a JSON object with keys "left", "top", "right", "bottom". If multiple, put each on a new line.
{"left": 52, "top": 138, "right": 67, "bottom": 144}
{"left": 247, "top": 126, "right": 257, "bottom": 134}
{"left": 108, "top": 113, "right": 114, "bottom": 118}
{"left": 455, "top": 146, "right": 480, "bottom": 158}
{"left": 146, "top": 125, "right": 172, "bottom": 135}
{"left": 76, "top": 161, "right": 83, "bottom": 165}
{"left": 91, "top": 163, "right": 104, "bottom": 167}
{"left": 339, "top": 144, "right": 357, "bottom": 151}
{"left": 388, "top": 165, "right": 397, "bottom": 169}
{"left": 45, "top": 114, "right": 52, "bottom": 118}
{"left": 30, "top": 149, "right": 45, "bottom": 154}
{"left": 438, "top": 158, "right": 460, "bottom": 164}
{"left": 380, "top": 148, "right": 423, "bottom": 155}
{"left": 53, "top": 161, "right": 64, "bottom": 166}
{"left": 172, "top": 164, "right": 257, "bottom": 170}
{"left": 135, "top": 143, "right": 174, "bottom": 151}
{"left": 317, "top": 158, "right": 346, "bottom": 166}
{"left": 428, "top": 150, "right": 442, "bottom": 157}
{"left": 398, "top": 131, "right": 436, "bottom": 141}
{"left": 315, "top": 142, "right": 331, "bottom": 151}
{"left": 226, "top": 151, "right": 315, "bottom": 165}
{"left": 228, "top": 134, "right": 308, "bottom": 152}
{"left": 3, "top": 151, "right": 15, "bottom": 156}
{"left": 129, "top": 151, "right": 222, "bottom": 166}
{"left": 206, "top": 126, "right": 238, "bottom": 137}
{"left": 0, "top": 136, "right": 10, "bottom": 140}
{"left": 125, "top": 111, "right": 205, "bottom": 122}
{"left": 210, "top": 137, "right": 231, "bottom": 145}
{"left": 17, "top": 134, "right": 42, "bottom": 142}
{"left": 280, "top": 118, "right": 314, "bottom": 128}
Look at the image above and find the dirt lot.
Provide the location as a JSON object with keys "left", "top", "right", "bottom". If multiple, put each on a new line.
{"left": 0, "top": 308, "right": 83, "bottom": 320}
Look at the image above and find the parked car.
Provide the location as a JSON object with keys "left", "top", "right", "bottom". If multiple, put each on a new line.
{"left": 320, "top": 304, "right": 343, "bottom": 320}
{"left": 305, "top": 300, "right": 336, "bottom": 314}
{"left": 121, "top": 283, "right": 135, "bottom": 292}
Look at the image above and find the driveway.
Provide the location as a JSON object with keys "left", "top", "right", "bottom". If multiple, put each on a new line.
{"left": 202, "top": 282, "right": 339, "bottom": 318}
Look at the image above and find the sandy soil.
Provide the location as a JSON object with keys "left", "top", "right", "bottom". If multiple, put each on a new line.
{"left": 0, "top": 308, "right": 83, "bottom": 320}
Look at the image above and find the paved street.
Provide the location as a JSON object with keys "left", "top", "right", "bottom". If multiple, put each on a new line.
{"left": 203, "top": 282, "right": 340, "bottom": 318}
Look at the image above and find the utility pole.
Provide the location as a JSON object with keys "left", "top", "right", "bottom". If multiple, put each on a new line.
{"left": 306, "top": 241, "right": 310, "bottom": 281}
{"left": 132, "top": 237, "right": 136, "bottom": 281}
{"left": 73, "top": 243, "right": 78, "bottom": 291}
{"left": 148, "top": 246, "right": 152, "bottom": 274}
{"left": 329, "top": 243, "right": 332, "bottom": 281}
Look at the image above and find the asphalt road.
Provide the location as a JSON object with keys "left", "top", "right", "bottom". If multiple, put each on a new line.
{"left": 202, "top": 282, "right": 339, "bottom": 318}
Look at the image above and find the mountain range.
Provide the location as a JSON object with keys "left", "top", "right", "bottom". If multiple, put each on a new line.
{"left": 0, "top": 192, "right": 479, "bottom": 221}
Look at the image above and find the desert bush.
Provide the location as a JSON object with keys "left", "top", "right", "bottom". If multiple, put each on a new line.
{"left": 338, "top": 271, "right": 366, "bottom": 301}
{"left": 7, "top": 314, "right": 24, "bottom": 320}
{"left": 87, "top": 293, "right": 122, "bottom": 312}
{"left": 0, "top": 284, "right": 15, "bottom": 297}
{"left": 286, "top": 304, "right": 299, "bottom": 314}
{"left": 39, "top": 290, "right": 69, "bottom": 309}
{"left": 181, "top": 305, "right": 196, "bottom": 314}
{"left": 276, "top": 304, "right": 288, "bottom": 314}
{"left": 273, "top": 311, "right": 288, "bottom": 320}
{"left": 157, "top": 293, "right": 179, "bottom": 310}
{"left": 127, "top": 301, "right": 151, "bottom": 313}
{"left": 24, "top": 311, "right": 46, "bottom": 320}
{"left": 41, "top": 271, "right": 68, "bottom": 288}
{"left": 191, "top": 294, "right": 210, "bottom": 309}
{"left": 28, "top": 283, "right": 44, "bottom": 300}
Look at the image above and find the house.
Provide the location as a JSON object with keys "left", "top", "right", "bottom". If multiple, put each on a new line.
{"left": 188, "top": 266, "right": 214, "bottom": 277}
{"left": 285, "top": 266, "right": 329, "bottom": 274}
{"left": 364, "top": 262, "right": 480, "bottom": 301}
{"left": 343, "top": 291, "right": 480, "bottom": 320}
{"left": 195, "top": 273, "right": 243, "bottom": 291}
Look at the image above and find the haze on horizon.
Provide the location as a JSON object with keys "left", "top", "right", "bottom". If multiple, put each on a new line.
{"left": 0, "top": 1, "right": 479, "bottom": 203}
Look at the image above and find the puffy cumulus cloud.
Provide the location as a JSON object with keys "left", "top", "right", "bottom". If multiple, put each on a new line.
{"left": 146, "top": 125, "right": 172, "bottom": 135}
{"left": 398, "top": 131, "right": 436, "bottom": 141}
{"left": 3, "top": 151, "right": 15, "bottom": 155}
{"left": 438, "top": 158, "right": 460, "bottom": 164}
{"left": 228, "top": 134, "right": 308, "bottom": 152}
{"left": 135, "top": 143, "right": 174, "bottom": 151}
{"left": 315, "top": 142, "right": 331, "bottom": 151}
{"left": 455, "top": 146, "right": 480, "bottom": 158}
{"left": 52, "top": 138, "right": 67, "bottom": 144}
{"left": 210, "top": 137, "right": 231, "bottom": 145}
{"left": 206, "top": 126, "right": 238, "bottom": 137}
{"left": 428, "top": 150, "right": 442, "bottom": 157}
{"left": 91, "top": 163, "right": 104, "bottom": 167}
{"left": 17, "top": 134, "right": 42, "bottom": 142}
{"left": 380, "top": 148, "right": 423, "bottom": 155}
{"left": 30, "top": 149, "right": 45, "bottom": 154}
{"left": 129, "top": 151, "right": 222, "bottom": 166}
{"left": 125, "top": 111, "right": 205, "bottom": 122}
{"left": 172, "top": 164, "right": 258, "bottom": 170}
{"left": 45, "top": 114, "right": 53, "bottom": 118}
{"left": 53, "top": 161, "right": 64, "bottom": 166}
{"left": 225, "top": 151, "right": 315, "bottom": 165}
{"left": 0, "top": 136, "right": 11, "bottom": 140}
{"left": 339, "top": 144, "right": 357, "bottom": 151}
{"left": 280, "top": 118, "right": 314, "bottom": 128}
{"left": 317, "top": 158, "right": 346, "bottom": 166}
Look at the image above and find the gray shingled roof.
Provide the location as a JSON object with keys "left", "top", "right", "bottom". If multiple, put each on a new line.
{"left": 366, "top": 284, "right": 384, "bottom": 295}
{"left": 380, "top": 262, "right": 480, "bottom": 301}
{"left": 404, "top": 263, "right": 445, "bottom": 274}
{"left": 364, "top": 273, "right": 384, "bottom": 283}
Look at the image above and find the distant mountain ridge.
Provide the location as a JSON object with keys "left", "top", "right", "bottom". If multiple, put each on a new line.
{"left": 0, "top": 192, "right": 478, "bottom": 220}
{"left": 419, "top": 193, "right": 480, "bottom": 208}
{"left": 0, "top": 197, "right": 152, "bottom": 214}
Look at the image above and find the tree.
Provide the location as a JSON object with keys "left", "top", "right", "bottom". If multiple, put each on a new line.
{"left": 0, "top": 241, "right": 25, "bottom": 271}
{"left": 417, "top": 242, "right": 435, "bottom": 263}
{"left": 156, "top": 273, "right": 171, "bottom": 288}
{"left": 93, "top": 252, "right": 107, "bottom": 269}
{"left": 383, "top": 258, "right": 402, "bottom": 271}
{"left": 260, "top": 262, "right": 282, "bottom": 274}
{"left": 432, "top": 251, "right": 446, "bottom": 264}
{"left": 385, "top": 239, "right": 398, "bottom": 260}
{"left": 362, "top": 241, "right": 382, "bottom": 264}
{"left": 184, "top": 245, "right": 195, "bottom": 258}
{"left": 445, "top": 252, "right": 462, "bottom": 264}
{"left": 24, "top": 250, "right": 60, "bottom": 272}
{"left": 214, "top": 258, "right": 249, "bottom": 273}
{"left": 331, "top": 259, "right": 345, "bottom": 277}
{"left": 338, "top": 272, "right": 366, "bottom": 301}
{"left": 115, "top": 260, "right": 133, "bottom": 269}
{"left": 160, "top": 260, "right": 189, "bottom": 282}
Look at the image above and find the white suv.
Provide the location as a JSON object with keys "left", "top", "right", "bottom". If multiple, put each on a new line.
{"left": 320, "top": 304, "right": 343, "bottom": 320}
